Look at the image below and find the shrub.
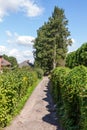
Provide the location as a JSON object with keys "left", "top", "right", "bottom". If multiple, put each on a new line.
{"left": 34, "top": 68, "right": 44, "bottom": 79}
{"left": 51, "top": 66, "right": 87, "bottom": 130}
{"left": 66, "top": 43, "right": 87, "bottom": 68}
{"left": 51, "top": 67, "right": 70, "bottom": 103}
{"left": 0, "top": 68, "right": 38, "bottom": 127}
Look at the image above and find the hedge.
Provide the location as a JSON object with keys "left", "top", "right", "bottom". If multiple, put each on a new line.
{"left": 0, "top": 68, "right": 38, "bottom": 128}
{"left": 51, "top": 66, "right": 87, "bottom": 130}
{"left": 65, "top": 42, "right": 87, "bottom": 68}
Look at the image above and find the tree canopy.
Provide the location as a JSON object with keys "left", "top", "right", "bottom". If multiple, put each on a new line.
{"left": 3, "top": 54, "right": 18, "bottom": 68}
{"left": 33, "top": 6, "right": 72, "bottom": 73}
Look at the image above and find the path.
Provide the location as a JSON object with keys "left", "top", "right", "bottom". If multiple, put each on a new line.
{"left": 4, "top": 77, "right": 61, "bottom": 130}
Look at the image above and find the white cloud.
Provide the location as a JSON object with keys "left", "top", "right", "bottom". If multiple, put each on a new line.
{"left": 4, "top": 31, "right": 34, "bottom": 63}
{"left": 9, "top": 48, "right": 34, "bottom": 63}
{"left": 0, "top": 45, "right": 34, "bottom": 63}
{"left": 9, "top": 49, "right": 25, "bottom": 63}
{"left": 0, "top": 46, "right": 34, "bottom": 63}
{"left": 0, "top": 0, "right": 43, "bottom": 22}
{"left": 0, "top": 45, "right": 8, "bottom": 54}
{"left": 71, "top": 38, "right": 75, "bottom": 43}
{"left": 16, "top": 35, "right": 35, "bottom": 45}
{"left": 22, "top": 0, "right": 43, "bottom": 17}
{"left": 68, "top": 38, "right": 81, "bottom": 53}
{"left": 22, "top": 50, "right": 34, "bottom": 63}
{"left": 9, "top": 48, "right": 20, "bottom": 56}
{"left": 23, "top": 50, "right": 33, "bottom": 57}
{"left": 6, "top": 30, "right": 35, "bottom": 46}
{"left": 5, "top": 30, "right": 12, "bottom": 37}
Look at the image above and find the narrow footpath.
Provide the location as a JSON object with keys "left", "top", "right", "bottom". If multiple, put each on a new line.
{"left": 5, "top": 77, "right": 61, "bottom": 130}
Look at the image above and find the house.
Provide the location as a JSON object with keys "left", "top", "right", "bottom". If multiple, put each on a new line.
{"left": 19, "top": 60, "right": 33, "bottom": 68}
{"left": 0, "top": 55, "right": 11, "bottom": 70}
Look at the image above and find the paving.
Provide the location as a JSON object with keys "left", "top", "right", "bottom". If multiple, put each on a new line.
{"left": 5, "top": 77, "right": 62, "bottom": 130}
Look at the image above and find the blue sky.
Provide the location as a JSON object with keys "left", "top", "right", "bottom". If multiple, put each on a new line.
{"left": 0, "top": 0, "right": 87, "bottom": 63}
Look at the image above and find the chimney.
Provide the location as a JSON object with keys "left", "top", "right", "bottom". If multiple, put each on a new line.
{"left": 0, "top": 55, "right": 2, "bottom": 70}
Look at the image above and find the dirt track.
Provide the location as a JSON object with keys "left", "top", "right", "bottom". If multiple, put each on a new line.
{"left": 4, "top": 77, "right": 61, "bottom": 130}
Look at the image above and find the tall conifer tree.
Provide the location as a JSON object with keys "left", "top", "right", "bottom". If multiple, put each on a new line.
{"left": 33, "top": 6, "right": 72, "bottom": 73}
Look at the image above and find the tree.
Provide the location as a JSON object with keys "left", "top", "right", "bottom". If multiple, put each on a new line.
{"left": 3, "top": 54, "right": 18, "bottom": 68}
{"left": 8, "top": 56, "right": 18, "bottom": 68}
{"left": 33, "top": 6, "right": 72, "bottom": 73}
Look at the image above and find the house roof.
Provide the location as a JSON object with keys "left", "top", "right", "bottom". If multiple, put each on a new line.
{"left": 19, "top": 60, "right": 33, "bottom": 68}
{"left": 0, "top": 57, "right": 11, "bottom": 66}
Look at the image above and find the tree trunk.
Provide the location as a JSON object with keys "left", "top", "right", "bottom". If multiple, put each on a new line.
{"left": 53, "top": 43, "right": 56, "bottom": 69}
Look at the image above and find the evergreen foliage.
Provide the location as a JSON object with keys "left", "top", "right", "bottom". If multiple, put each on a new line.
{"left": 3, "top": 54, "right": 18, "bottom": 68}
{"left": 34, "top": 6, "right": 72, "bottom": 73}
{"left": 66, "top": 42, "right": 87, "bottom": 68}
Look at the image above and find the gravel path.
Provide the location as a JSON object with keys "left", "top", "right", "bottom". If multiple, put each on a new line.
{"left": 4, "top": 77, "right": 61, "bottom": 130}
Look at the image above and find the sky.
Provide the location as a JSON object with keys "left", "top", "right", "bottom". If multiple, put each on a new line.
{"left": 0, "top": 0, "right": 87, "bottom": 63}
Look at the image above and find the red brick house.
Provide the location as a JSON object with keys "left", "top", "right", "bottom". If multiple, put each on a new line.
{"left": 0, "top": 55, "right": 11, "bottom": 70}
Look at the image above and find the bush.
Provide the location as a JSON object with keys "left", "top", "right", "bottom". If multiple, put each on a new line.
{"left": 34, "top": 68, "right": 44, "bottom": 79}
{"left": 65, "top": 43, "right": 87, "bottom": 68}
{"left": 63, "top": 66, "right": 87, "bottom": 129}
{"left": 51, "top": 67, "right": 70, "bottom": 103}
{"left": 51, "top": 66, "right": 87, "bottom": 130}
{"left": 0, "top": 68, "right": 38, "bottom": 128}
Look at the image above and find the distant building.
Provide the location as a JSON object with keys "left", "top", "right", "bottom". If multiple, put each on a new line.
{"left": 0, "top": 55, "right": 11, "bottom": 70}
{"left": 19, "top": 60, "right": 33, "bottom": 68}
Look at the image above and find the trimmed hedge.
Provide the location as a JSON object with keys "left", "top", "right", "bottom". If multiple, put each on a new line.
{"left": 0, "top": 68, "right": 38, "bottom": 128}
{"left": 34, "top": 68, "right": 44, "bottom": 79}
{"left": 51, "top": 67, "right": 70, "bottom": 103}
{"left": 65, "top": 43, "right": 87, "bottom": 68}
{"left": 51, "top": 66, "right": 87, "bottom": 130}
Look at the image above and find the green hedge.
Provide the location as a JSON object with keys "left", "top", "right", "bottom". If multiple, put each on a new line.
{"left": 65, "top": 43, "right": 87, "bottom": 68}
{"left": 34, "top": 68, "right": 44, "bottom": 79}
{"left": 51, "top": 66, "right": 87, "bottom": 130}
{"left": 51, "top": 67, "right": 70, "bottom": 103}
{"left": 0, "top": 68, "right": 38, "bottom": 128}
